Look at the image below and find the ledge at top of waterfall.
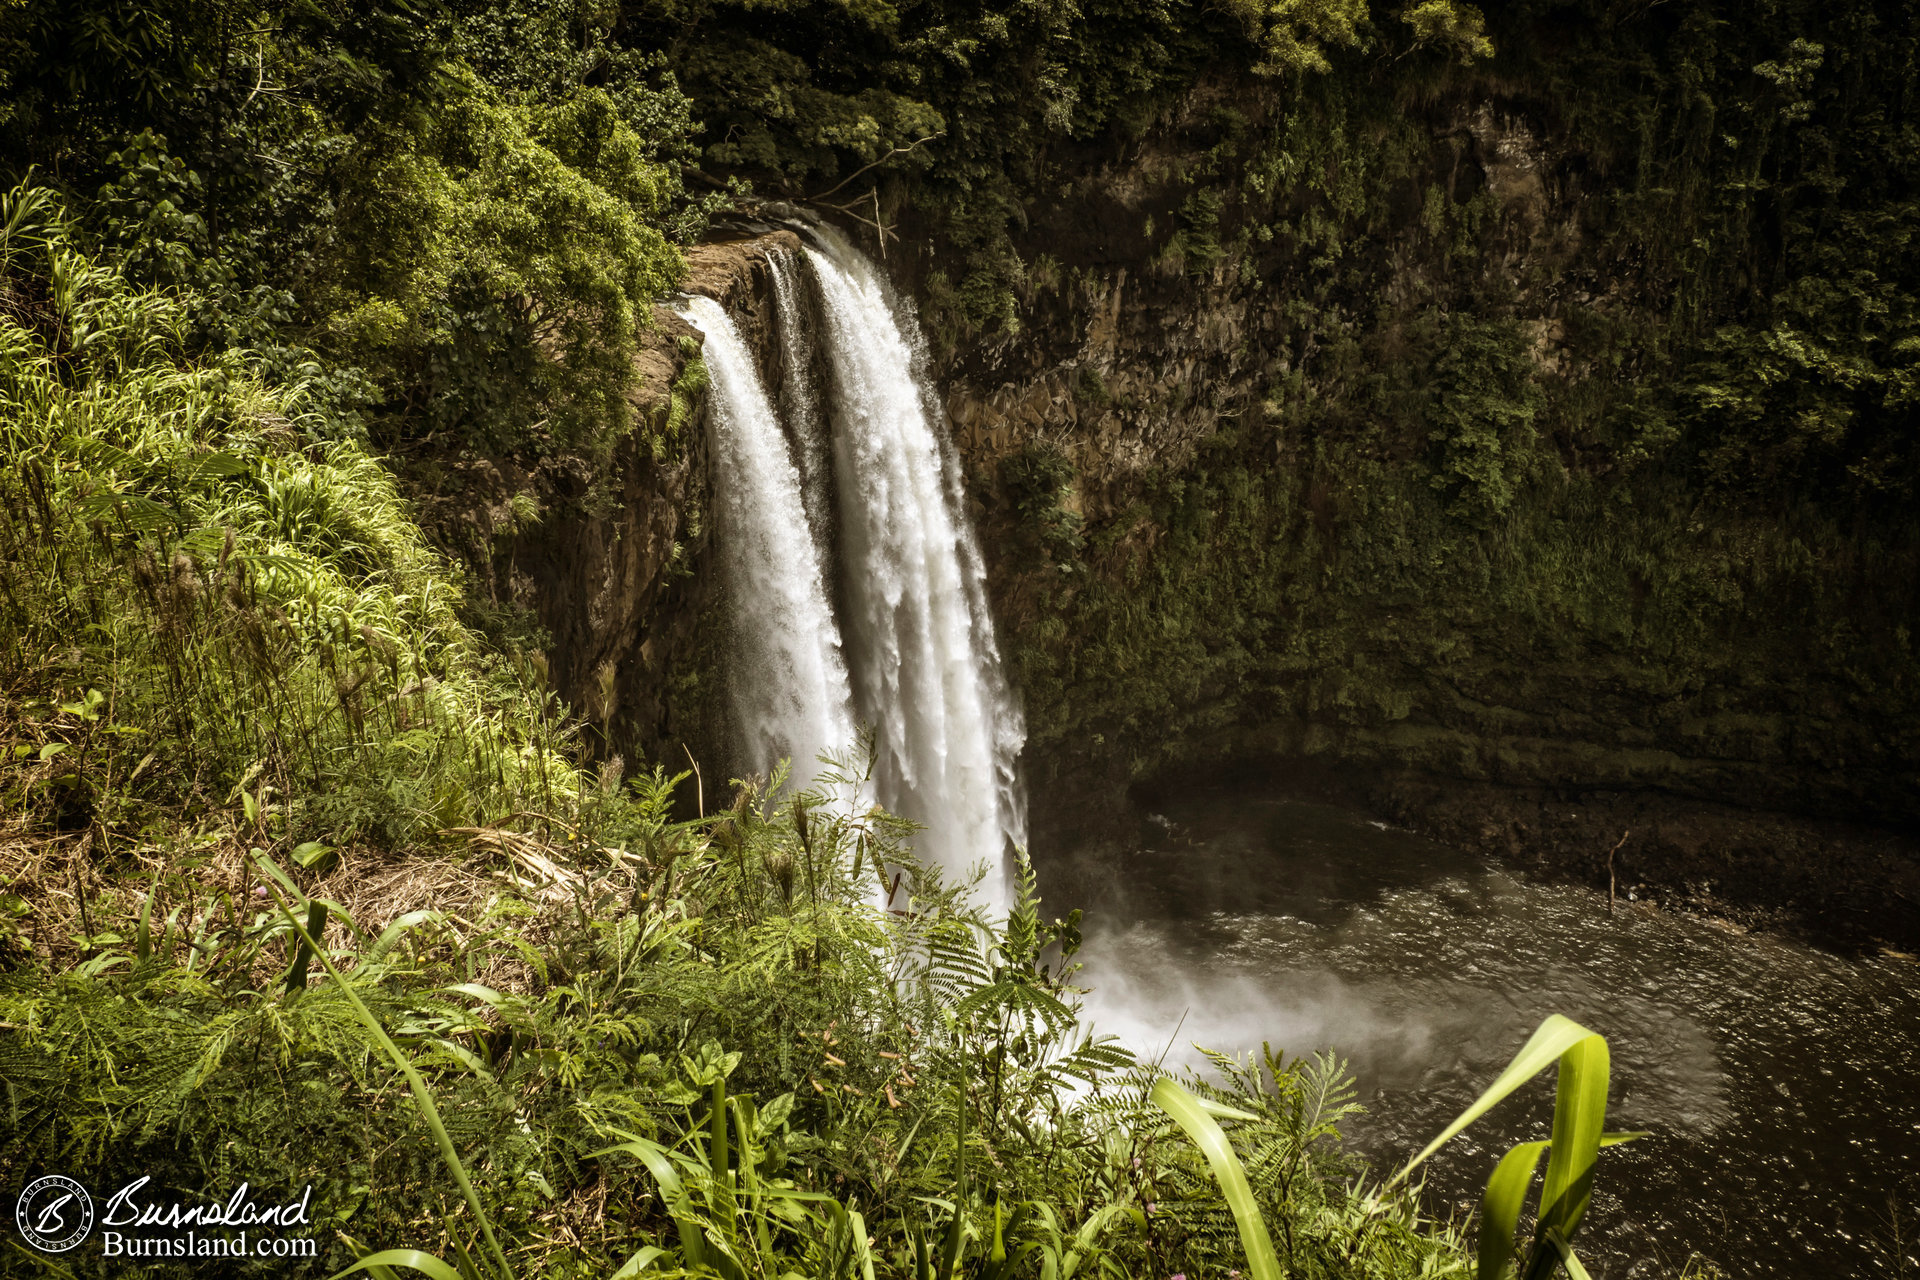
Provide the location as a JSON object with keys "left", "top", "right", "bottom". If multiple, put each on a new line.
{"left": 680, "top": 292, "right": 857, "bottom": 804}
{"left": 799, "top": 227, "right": 1027, "bottom": 918}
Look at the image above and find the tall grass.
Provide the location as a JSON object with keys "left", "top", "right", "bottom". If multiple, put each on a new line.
{"left": 2, "top": 752, "right": 1479, "bottom": 1278}
{"left": 0, "top": 179, "right": 587, "bottom": 861}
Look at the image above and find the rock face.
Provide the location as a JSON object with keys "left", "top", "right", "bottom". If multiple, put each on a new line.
{"left": 416, "top": 233, "right": 805, "bottom": 779}
{"left": 885, "top": 75, "right": 1920, "bottom": 941}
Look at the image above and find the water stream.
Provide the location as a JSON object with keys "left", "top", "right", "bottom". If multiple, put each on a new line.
{"left": 766, "top": 252, "right": 837, "bottom": 568}
{"left": 688, "top": 233, "right": 1026, "bottom": 910}
{"left": 1041, "top": 788, "right": 1920, "bottom": 1279}
{"left": 800, "top": 229, "right": 1026, "bottom": 914}
{"left": 681, "top": 294, "right": 857, "bottom": 792}
{"left": 695, "top": 231, "right": 1919, "bottom": 1274}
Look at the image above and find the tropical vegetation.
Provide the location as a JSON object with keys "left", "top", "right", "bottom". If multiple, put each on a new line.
{"left": 3, "top": 0, "right": 1898, "bottom": 1273}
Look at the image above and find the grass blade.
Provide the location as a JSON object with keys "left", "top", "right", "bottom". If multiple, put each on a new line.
{"left": 1149, "top": 1077, "right": 1281, "bottom": 1280}
{"left": 257, "top": 853, "right": 514, "bottom": 1280}
{"left": 1540, "top": 1228, "right": 1592, "bottom": 1280}
{"left": 710, "top": 1074, "right": 736, "bottom": 1231}
{"left": 1477, "top": 1140, "right": 1548, "bottom": 1280}
{"left": 287, "top": 900, "right": 327, "bottom": 992}
{"left": 326, "top": 1250, "right": 468, "bottom": 1280}
{"left": 591, "top": 1136, "right": 708, "bottom": 1270}
{"left": 847, "top": 1207, "right": 876, "bottom": 1280}
{"left": 1538, "top": 1034, "right": 1609, "bottom": 1239}
{"left": 1390, "top": 1014, "right": 1601, "bottom": 1185}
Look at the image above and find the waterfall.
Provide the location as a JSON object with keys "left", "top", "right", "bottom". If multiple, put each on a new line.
{"left": 800, "top": 228, "right": 1028, "bottom": 914}
{"left": 767, "top": 253, "right": 836, "bottom": 568}
{"left": 681, "top": 294, "right": 856, "bottom": 792}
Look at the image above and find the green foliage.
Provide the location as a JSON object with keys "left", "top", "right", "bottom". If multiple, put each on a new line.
{"left": 0, "top": 740, "right": 1474, "bottom": 1277}
{"left": 1000, "top": 443, "right": 1086, "bottom": 576}
{"left": 1512, "top": 0, "right": 1920, "bottom": 507}
{"left": 988, "top": 0, "right": 1920, "bottom": 823}
{"left": 1391, "top": 1016, "right": 1644, "bottom": 1280}
{"left": 627, "top": 0, "right": 1492, "bottom": 344}
{"left": 312, "top": 69, "right": 684, "bottom": 451}
{"left": 0, "top": 176, "right": 1458, "bottom": 1255}
{"left": 1425, "top": 315, "right": 1544, "bottom": 526}
{"left": 1233, "top": 0, "right": 1369, "bottom": 77}
{"left": 0, "top": 182, "right": 584, "bottom": 851}
{"left": 1147, "top": 1047, "right": 1463, "bottom": 1279}
{"left": 258, "top": 851, "right": 516, "bottom": 1280}
{"left": 1156, "top": 1017, "right": 1637, "bottom": 1280}
{"left": 660, "top": 344, "right": 710, "bottom": 462}
{"left": 0, "top": 0, "right": 698, "bottom": 456}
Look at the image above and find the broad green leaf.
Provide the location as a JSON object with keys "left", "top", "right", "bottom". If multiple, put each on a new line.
{"left": 609, "top": 1246, "right": 667, "bottom": 1280}
{"left": 1391, "top": 1014, "right": 1603, "bottom": 1184}
{"left": 1538, "top": 1033, "right": 1609, "bottom": 1238}
{"left": 758, "top": 1090, "right": 795, "bottom": 1131}
{"left": 292, "top": 840, "right": 335, "bottom": 869}
{"left": 1478, "top": 1133, "right": 1644, "bottom": 1280}
{"left": 591, "top": 1137, "right": 683, "bottom": 1198}
{"left": 370, "top": 909, "right": 446, "bottom": 960}
{"left": 1476, "top": 1140, "right": 1548, "bottom": 1280}
{"left": 1149, "top": 1078, "right": 1281, "bottom": 1280}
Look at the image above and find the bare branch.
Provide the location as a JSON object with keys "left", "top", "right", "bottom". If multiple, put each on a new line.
{"left": 804, "top": 132, "right": 945, "bottom": 205}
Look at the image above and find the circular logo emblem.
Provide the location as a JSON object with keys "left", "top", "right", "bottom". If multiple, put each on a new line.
{"left": 15, "top": 1176, "right": 93, "bottom": 1253}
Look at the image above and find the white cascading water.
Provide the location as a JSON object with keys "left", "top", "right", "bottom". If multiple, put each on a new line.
{"left": 681, "top": 294, "right": 857, "bottom": 792}
{"left": 801, "top": 228, "right": 1028, "bottom": 913}
{"left": 766, "top": 252, "right": 836, "bottom": 567}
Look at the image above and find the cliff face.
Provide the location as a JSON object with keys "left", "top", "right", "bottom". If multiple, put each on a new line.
{"left": 413, "top": 233, "right": 805, "bottom": 779}
{"left": 887, "top": 70, "right": 1920, "bottom": 939}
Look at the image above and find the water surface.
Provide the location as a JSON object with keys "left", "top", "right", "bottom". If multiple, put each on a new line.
{"left": 1041, "top": 790, "right": 1920, "bottom": 1278}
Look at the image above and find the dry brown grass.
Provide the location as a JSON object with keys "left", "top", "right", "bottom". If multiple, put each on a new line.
{"left": 0, "top": 790, "right": 649, "bottom": 992}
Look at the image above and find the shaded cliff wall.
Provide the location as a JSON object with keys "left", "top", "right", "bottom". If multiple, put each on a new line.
{"left": 411, "top": 233, "right": 806, "bottom": 782}
{"left": 875, "top": 50, "right": 1920, "bottom": 933}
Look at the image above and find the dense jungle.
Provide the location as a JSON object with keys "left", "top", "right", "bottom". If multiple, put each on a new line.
{"left": 1, "top": 0, "right": 1916, "bottom": 1276}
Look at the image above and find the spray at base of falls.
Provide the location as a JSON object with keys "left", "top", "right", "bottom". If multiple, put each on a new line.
{"left": 681, "top": 294, "right": 857, "bottom": 797}
{"left": 801, "top": 228, "right": 1027, "bottom": 917}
